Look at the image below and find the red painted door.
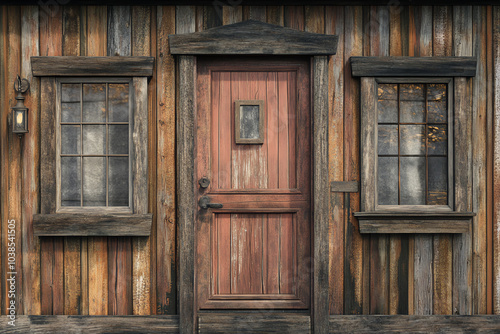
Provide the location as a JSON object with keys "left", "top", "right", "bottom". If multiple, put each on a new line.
{"left": 196, "top": 58, "right": 311, "bottom": 309}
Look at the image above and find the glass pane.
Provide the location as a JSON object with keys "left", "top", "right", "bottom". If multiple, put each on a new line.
{"left": 427, "top": 84, "right": 446, "bottom": 101}
{"left": 428, "top": 101, "right": 447, "bottom": 123}
{"left": 378, "top": 125, "right": 398, "bottom": 155}
{"left": 400, "top": 101, "right": 425, "bottom": 123}
{"left": 83, "top": 84, "right": 106, "bottom": 122}
{"left": 83, "top": 157, "right": 106, "bottom": 206}
{"left": 109, "top": 125, "right": 129, "bottom": 154}
{"left": 61, "top": 125, "right": 81, "bottom": 154}
{"left": 428, "top": 157, "right": 448, "bottom": 205}
{"left": 61, "top": 84, "right": 80, "bottom": 122}
{"left": 400, "top": 84, "right": 425, "bottom": 101}
{"left": 377, "top": 157, "right": 398, "bottom": 205}
{"left": 428, "top": 125, "right": 447, "bottom": 155}
{"left": 378, "top": 100, "right": 398, "bottom": 123}
{"left": 108, "top": 157, "right": 129, "bottom": 206}
{"left": 400, "top": 125, "right": 425, "bottom": 155}
{"left": 109, "top": 84, "right": 129, "bottom": 122}
{"left": 377, "top": 84, "right": 397, "bottom": 100}
{"left": 61, "top": 157, "right": 81, "bottom": 206}
{"left": 400, "top": 157, "right": 425, "bottom": 205}
{"left": 83, "top": 125, "right": 106, "bottom": 155}
{"left": 240, "top": 105, "right": 260, "bottom": 139}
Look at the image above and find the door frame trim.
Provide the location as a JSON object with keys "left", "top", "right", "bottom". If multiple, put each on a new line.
{"left": 174, "top": 21, "right": 336, "bottom": 334}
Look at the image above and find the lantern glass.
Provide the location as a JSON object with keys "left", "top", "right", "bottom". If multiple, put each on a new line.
{"left": 12, "top": 107, "right": 28, "bottom": 134}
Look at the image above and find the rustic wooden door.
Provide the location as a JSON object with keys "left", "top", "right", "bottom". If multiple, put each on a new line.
{"left": 196, "top": 58, "right": 311, "bottom": 310}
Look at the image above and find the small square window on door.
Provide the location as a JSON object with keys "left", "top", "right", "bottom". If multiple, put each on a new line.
{"left": 235, "top": 100, "right": 264, "bottom": 144}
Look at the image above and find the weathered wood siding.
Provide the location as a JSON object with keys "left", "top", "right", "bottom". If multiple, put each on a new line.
{"left": 0, "top": 5, "right": 496, "bottom": 316}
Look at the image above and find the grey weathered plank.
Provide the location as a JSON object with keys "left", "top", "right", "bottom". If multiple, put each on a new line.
{"left": 31, "top": 56, "right": 154, "bottom": 77}
{"left": 360, "top": 77, "right": 376, "bottom": 212}
{"left": 330, "top": 181, "right": 359, "bottom": 193}
{"left": 169, "top": 20, "right": 338, "bottom": 55}
{"left": 350, "top": 56, "right": 477, "bottom": 77}
{"left": 313, "top": 55, "right": 329, "bottom": 334}
{"left": 328, "top": 315, "right": 500, "bottom": 333}
{"left": 198, "top": 313, "right": 311, "bottom": 333}
{"left": 0, "top": 315, "right": 179, "bottom": 333}
{"left": 177, "top": 55, "right": 196, "bottom": 334}
{"left": 107, "top": 6, "right": 131, "bottom": 56}
{"left": 32, "top": 214, "right": 153, "bottom": 236}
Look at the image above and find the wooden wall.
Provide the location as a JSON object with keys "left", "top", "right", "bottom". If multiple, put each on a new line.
{"left": 0, "top": 5, "right": 497, "bottom": 316}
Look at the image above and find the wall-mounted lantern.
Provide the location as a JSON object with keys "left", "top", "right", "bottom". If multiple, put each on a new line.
{"left": 11, "top": 75, "right": 30, "bottom": 138}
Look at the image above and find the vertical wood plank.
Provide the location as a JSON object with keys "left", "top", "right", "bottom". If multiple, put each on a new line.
{"left": 410, "top": 5, "right": 434, "bottom": 316}
{"left": 266, "top": 6, "right": 284, "bottom": 26}
{"left": 156, "top": 5, "right": 176, "bottom": 316}
{"left": 222, "top": 5, "right": 242, "bottom": 25}
{"left": 284, "top": 6, "right": 304, "bottom": 31}
{"left": 432, "top": 5, "right": 453, "bottom": 316}
{"left": 313, "top": 55, "right": 329, "bottom": 334}
{"left": 203, "top": 5, "right": 222, "bottom": 29}
{"left": 472, "top": 5, "right": 488, "bottom": 315}
{"left": 343, "top": 5, "right": 363, "bottom": 315}
{"left": 131, "top": 6, "right": 151, "bottom": 316}
{"left": 86, "top": 5, "right": 108, "bottom": 316}
{"left": 326, "top": 5, "right": 345, "bottom": 315}
{"left": 107, "top": 5, "right": 132, "bottom": 316}
{"left": 494, "top": 5, "right": 500, "bottom": 315}
{"left": 265, "top": 215, "right": 280, "bottom": 294}
{"left": 21, "top": 5, "right": 41, "bottom": 316}
{"left": 243, "top": 6, "right": 266, "bottom": 22}
{"left": 39, "top": 6, "right": 63, "bottom": 315}
{"left": 0, "top": 6, "right": 6, "bottom": 315}
{"left": 453, "top": 5, "right": 473, "bottom": 316}
{"left": 62, "top": 5, "right": 82, "bottom": 316}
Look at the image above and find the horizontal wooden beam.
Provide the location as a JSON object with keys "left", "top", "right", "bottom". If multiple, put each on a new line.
{"left": 31, "top": 56, "right": 155, "bottom": 77}
{"left": 198, "top": 313, "right": 311, "bottom": 333}
{"left": 350, "top": 56, "right": 477, "bottom": 77}
{"left": 354, "top": 212, "right": 474, "bottom": 234}
{"left": 0, "top": 316, "right": 179, "bottom": 333}
{"left": 331, "top": 181, "right": 359, "bottom": 193}
{"left": 169, "top": 20, "right": 338, "bottom": 55}
{"left": 33, "top": 213, "right": 153, "bottom": 236}
{"left": 329, "top": 315, "right": 500, "bottom": 333}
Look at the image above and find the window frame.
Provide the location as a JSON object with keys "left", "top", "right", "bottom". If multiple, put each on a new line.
{"left": 55, "top": 77, "right": 134, "bottom": 214}
{"left": 31, "top": 56, "right": 154, "bottom": 236}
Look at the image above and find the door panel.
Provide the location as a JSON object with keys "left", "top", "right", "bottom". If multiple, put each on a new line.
{"left": 196, "top": 58, "right": 310, "bottom": 310}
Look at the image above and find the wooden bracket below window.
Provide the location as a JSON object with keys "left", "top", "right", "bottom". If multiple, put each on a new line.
{"left": 33, "top": 213, "right": 153, "bottom": 236}
{"left": 354, "top": 211, "right": 474, "bottom": 234}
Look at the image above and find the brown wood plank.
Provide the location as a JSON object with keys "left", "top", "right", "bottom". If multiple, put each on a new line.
{"left": 432, "top": 5, "right": 453, "bottom": 316}
{"left": 217, "top": 214, "right": 231, "bottom": 294}
{"left": 39, "top": 6, "right": 63, "bottom": 315}
{"left": 284, "top": 6, "right": 304, "bottom": 31}
{"left": 0, "top": 315, "right": 179, "bottom": 333}
{"left": 156, "top": 5, "right": 176, "bottom": 315}
{"left": 198, "top": 313, "right": 310, "bottom": 333}
{"left": 203, "top": 5, "right": 222, "bottom": 29}
{"left": 33, "top": 214, "right": 153, "bottom": 236}
{"left": 107, "top": 5, "right": 133, "bottom": 316}
{"left": 343, "top": 5, "right": 363, "bottom": 315}
{"left": 265, "top": 215, "right": 280, "bottom": 294}
{"left": 85, "top": 5, "right": 108, "bottom": 316}
{"left": 0, "top": 8, "right": 6, "bottom": 315}
{"left": 326, "top": 5, "right": 345, "bottom": 315}
{"left": 453, "top": 5, "right": 473, "bottom": 316}
{"left": 243, "top": 6, "right": 266, "bottom": 22}
{"left": 494, "top": 5, "right": 500, "bottom": 314}
{"left": 267, "top": 6, "right": 284, "bottom": 26}
{"left": 131, "top": 6, "right": 152, "bottom": 316}
{"left": 169, "top": 20, "right": 338, "bottom": 55}
{"left": 472, "top": 5, "right": 489, "bottom": 315}
{"left": 222, "top": 5, "right": 242, "bottom": 25}
{"left": 31, "top": 56, "right": 154, "bottom": 77}
{"left": 20, "top": 5, "right": 41, "bottom": 316}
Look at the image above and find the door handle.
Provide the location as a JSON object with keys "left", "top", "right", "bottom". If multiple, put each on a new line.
{"left": 199, "top": 196, "right": 223, "bottom": 209}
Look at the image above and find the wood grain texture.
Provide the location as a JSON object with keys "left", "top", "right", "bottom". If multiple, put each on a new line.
{"left": 169, "top": 20, "right": 338, "bottom": 55}
{"left": 156, "top": 5, "right": 176, "bottom": 315}
{"left": 350, "top": 56, "right": 477, "bottom": 77}
{"left": 198, "top": 313, "right": 311, "bottom": 333}
{"left": 0, "top": 6, "right": 6, "bottom": 315}
{"left": 33, "top": 214, "right": 153, "bottom": 236}
{"left": 313, "top": 55, "right": 330, "bottom": 333}
{"left": 31, "top": 56, "right": 154, "bottom": 77}
{"left": 107, "top": 6, "right": 131, "bottom": 57}
{"left": 494, "top": 5, "right": 500, "bottom": 315}
{"left": 20, "top": 5, "right": 41, "bottom": 315}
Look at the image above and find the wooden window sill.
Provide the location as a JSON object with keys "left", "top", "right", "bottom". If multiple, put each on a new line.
{"left": 33, "top": 213, "right": 153, "bottom": 236}
{"left": 353, "top": 211, "right": 474, "bottom": 234}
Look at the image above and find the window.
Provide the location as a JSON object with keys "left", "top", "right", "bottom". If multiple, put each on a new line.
{"left": 350, "top": 56, "right": 476, "bottom": 233}
{"left": 32, "top": 56, "right": 154, "bottom": 236}
{"left": 58, "top": 80, "right": 131, "bottom": 211}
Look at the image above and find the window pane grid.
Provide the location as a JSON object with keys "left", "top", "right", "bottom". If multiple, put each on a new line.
{"left": 377, "top": 83, "right": 448, "bottom": 206}
{"left": 60, "top": 82, "right": 130, "bottom": 208}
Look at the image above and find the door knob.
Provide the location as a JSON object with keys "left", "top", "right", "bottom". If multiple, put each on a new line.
{"left": 199, "top": 196, "right": 223, "bottom": 209}
{"left": 199, "top": 177, "right": 210, "bottom": 189}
